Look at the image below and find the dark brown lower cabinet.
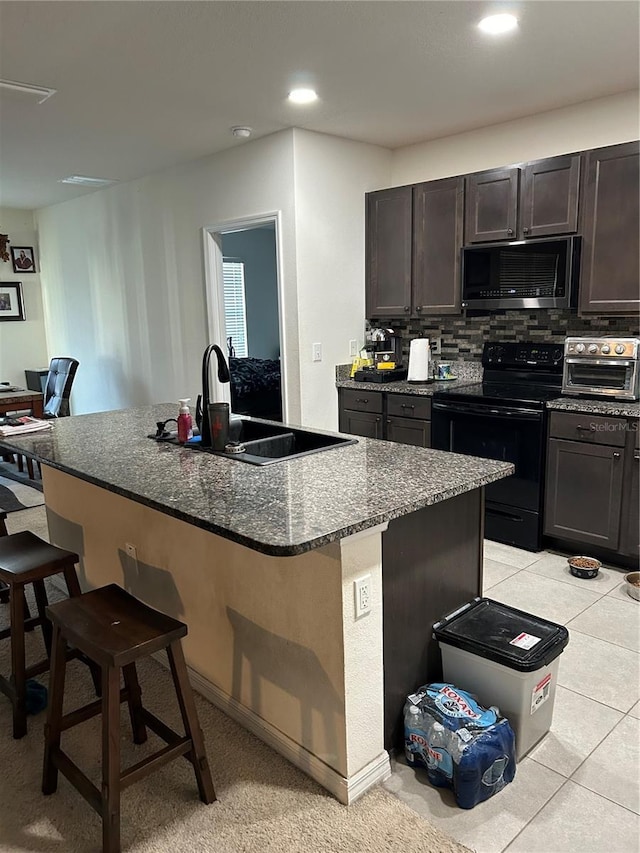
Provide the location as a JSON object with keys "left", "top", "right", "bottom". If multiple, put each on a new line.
{"left": 544, "top": 411, "right": 639, "bottom": 565}
{"left": 544, "top": 438, "right": 624, "bottom": 550}
{"left": 338, "top": 388, "right": 431, "bottom": 447}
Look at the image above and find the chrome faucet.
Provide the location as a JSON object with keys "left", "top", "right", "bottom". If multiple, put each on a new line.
{"left": 198, "top": 344, "right": 230, "bottom": 447}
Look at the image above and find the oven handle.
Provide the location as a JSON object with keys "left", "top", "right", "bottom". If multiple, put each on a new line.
{"left": 565, "top": 358, "right": 634, "bottom": 367}
{"left": 432, "top": 401, "right": 543, "bottom": 421}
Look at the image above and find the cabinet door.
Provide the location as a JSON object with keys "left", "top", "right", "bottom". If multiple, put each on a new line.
{"left": 521, "top": 155, "right": 580, "bottom": 238}
{"left": 544, "top": 438, "right": 624, "bottom": 550}
{"left": 620, "top": 436, "right": 640, "bottom": 559}
{"left": 580, "top": 141, "right": 640, "bottom": 315}
{"left": 366, "top": 187, "right": 412, "bottom": 317}
{"left": 413, "top": 177, "right": 464, "bottom": 315}
{"left": 339, "top": 408, "right": 383, "bottom": 439}
{"left": 386, "top": 415, "right": 431, "bottom": 447}
{"left": 465, "top": 168, "right": 519, "bottom": 243}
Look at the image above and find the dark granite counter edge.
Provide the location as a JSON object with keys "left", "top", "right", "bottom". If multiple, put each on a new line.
{"left": 13, "top": 448, "right": 512, "bottom": 558}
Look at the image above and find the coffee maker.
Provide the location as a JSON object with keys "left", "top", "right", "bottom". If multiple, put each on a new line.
{"left": 354, "top": 327, "right": 407, "bottom": 382}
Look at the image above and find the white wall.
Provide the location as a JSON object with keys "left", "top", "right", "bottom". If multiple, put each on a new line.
{"left": 37, "top": 131, "right": 300, "bottom": 417}
{"left": 292, "top": 129, "right": 391, "bottom": 430}
{"left": 391, "top": 91, "right": 640, "bottom": 186}
{"left": 0, "top": 208, "right": 49, "bottom": 386}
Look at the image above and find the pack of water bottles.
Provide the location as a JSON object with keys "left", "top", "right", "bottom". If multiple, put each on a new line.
{"left": 404, "top": 682, "right": 516, "bottom": 809}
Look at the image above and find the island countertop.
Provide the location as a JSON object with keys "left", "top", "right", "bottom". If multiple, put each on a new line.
{"left": 1, "top": 404, "right": 513, "bottom": 556}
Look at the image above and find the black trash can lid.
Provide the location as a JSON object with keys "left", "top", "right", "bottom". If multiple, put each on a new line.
{"left": 433, "top": 597, "right": 569, "bottom": 672}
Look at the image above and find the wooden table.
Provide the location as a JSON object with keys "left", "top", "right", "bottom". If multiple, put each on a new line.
{"left": 0, "top": 389, "right": 44, "bottom": 418}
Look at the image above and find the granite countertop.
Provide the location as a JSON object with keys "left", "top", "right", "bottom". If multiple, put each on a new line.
{"left": 335, "top": 378, "right": 475, "bottom": 396}
{"left": 546, "top": 397, "right": 640, "bottom": 418}
{"left": 0, "top": 404, "right": 513, "bottom": 557}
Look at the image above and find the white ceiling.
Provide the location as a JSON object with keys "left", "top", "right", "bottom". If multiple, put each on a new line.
{"left": 0, "top": 1, "right": 638, "bottom": 210}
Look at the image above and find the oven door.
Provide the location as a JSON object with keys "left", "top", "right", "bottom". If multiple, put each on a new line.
{"left": 432, "top": 399, "right": 545, "bottom": 544}
{"left": 563, "top": 359, "right": 638, "bottom": 399}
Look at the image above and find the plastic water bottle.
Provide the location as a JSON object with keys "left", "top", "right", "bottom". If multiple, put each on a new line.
{"left": 427, "top": 721, "right": 454, "bottom": 782}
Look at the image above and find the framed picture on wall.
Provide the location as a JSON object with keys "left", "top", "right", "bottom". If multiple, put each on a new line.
{"left": 10, "top": 246, "right": 36, "bottom": 273}
{"left": 0, "top": 282, "right": 26, "bottom": 321}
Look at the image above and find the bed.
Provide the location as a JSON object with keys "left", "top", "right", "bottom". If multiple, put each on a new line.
{"left": 229, "top": 357, "right": 283, "bottom": 422}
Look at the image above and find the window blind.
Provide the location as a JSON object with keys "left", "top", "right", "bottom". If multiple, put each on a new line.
{"left": 222, "top": 259, "right": 248, "bottom": 358}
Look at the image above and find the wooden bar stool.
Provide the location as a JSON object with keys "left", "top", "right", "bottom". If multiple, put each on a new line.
{"left": 42, "top": 584, "right": 216, "bottom": 853}
{"left": 0, "top": 531, "right": 98, "bottom": 738}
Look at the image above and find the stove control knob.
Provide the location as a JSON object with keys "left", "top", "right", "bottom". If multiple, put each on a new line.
{"left": 575, "top": 343, "right": 585, "bottom": 353}
{"left": 588, "top": 344, "right": 598, "bottom": 354}
{"left": 553, "top": 348, "right": 563, "bottom": 361}
{"left": 601, "top": 344, "right": 611, "bottom": 354}
{"left": 616, "top": 344, "right": 625, "bottom": 355}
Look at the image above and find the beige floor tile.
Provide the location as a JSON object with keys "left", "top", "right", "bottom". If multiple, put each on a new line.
{"left": 5, "top": 505, "right": 49, "bottom": 539}
{"left": 527, "top": 551, "right": 624, "bottom": 595}
{"left": 607, "top": 580, "right": 640, "bottom": 606}
{"left": 488, "top": 571, "right": 601, "bottom": 625}
{"left": 558, "top": 629, "right": 640, "bottom": 712}
{"left": 572, "top": 715, "right": 640, "bottom": 814}
{"left": 484, "top": 540, "right": 540, "bottom": 569}
{"left": 630, "top": 701, "right": 640, "bottom": 719}
{"left": 567, "top": 595, "right": 640, "bottom": 652}
{"left": 383, "top": 755, "right": 564, "bottom": 853}
{"left": 505, "top": 780, "right": 640, "bottom": 853}
{"left": 529, "top": 686, "right": 623, "bottom": 778}
{"left": 483, "top": 558, "right": 521, "bottom": 592}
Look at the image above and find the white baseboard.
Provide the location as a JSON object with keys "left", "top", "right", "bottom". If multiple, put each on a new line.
{"left": 46, "top": 575, "right": 391, "bottom": 803}
{"left": 152, "top": 651, "right": 391, "bottom": 804}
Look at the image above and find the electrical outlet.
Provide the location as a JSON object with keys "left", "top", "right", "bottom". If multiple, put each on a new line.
{"left": 312, "top": 342, "right": 322, "bottom": 362}
{"left": 354, "top": 574, "right": 372, "bottom": 618}
{"left": 430, "top": 337, "right": 442, "bottom": 356}
{"left": 349, "top": 339, "right": 358, "bottom": 357}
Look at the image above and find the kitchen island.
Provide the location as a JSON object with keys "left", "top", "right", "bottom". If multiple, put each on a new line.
{"left": 1, "top": 405, "right": 512, "bottom": 802}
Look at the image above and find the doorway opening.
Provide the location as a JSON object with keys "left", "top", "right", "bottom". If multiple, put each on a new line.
{"left": 203, "top": 214, "right": 285, "bottom": 422}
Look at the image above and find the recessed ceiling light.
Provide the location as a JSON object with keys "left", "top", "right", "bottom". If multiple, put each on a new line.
{"left": 59, "top": 176, "right": 117, "bottom": 187}
{"left": 288, "top": 88, "right": 318, "bottom": 105}
{"left": 478, "top": 13, "right": 518, "bottom": 34}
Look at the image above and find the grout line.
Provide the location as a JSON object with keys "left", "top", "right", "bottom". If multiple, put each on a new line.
{"left": 525, "top": 566, "right": 626, "bottom": 597}
{"left": 561, "top": 626, "right": 640, "bottom": 657}
{"left": 558, "top": 682, "right": 635, "bottom": 715}
{"left": 501, "top": 775, "right": 571, "bottom": 853}
{"left": 568, "top": 774, "right": 640, "bottom": 818}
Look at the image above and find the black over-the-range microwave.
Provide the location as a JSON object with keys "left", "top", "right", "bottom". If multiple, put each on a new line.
{"left": 461, "top": 236, "right": 581, "bottom": 311}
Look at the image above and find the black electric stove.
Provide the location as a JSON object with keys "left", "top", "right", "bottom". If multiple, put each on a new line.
{"left": 432, "top": 342, "right": 564, "bottom": 551}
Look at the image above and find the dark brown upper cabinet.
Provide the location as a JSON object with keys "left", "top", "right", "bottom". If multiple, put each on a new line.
{"left": 366, "top": 186, "right": 412, "bottom": 317}
{"left": 412, "top": 177, "right": 464, "bottom": 315}
{"left": 366, "top": 180, "right": 463, "bottom": 318}
{"left": 521, "top": 154, "right": 580, "bottom": 238}
{"left": 465, "top": 167, "right": 519, "bottom": 243}
{"left": 579, "top": 141, "right": 640, "bottom": 315}
{"left": 465, "top": 155, "right": 581, "bottom": 243}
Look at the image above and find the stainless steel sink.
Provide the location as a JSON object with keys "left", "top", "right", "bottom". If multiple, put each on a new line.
{"left": 199, "top": 418, "right": 357, "bottom": 465}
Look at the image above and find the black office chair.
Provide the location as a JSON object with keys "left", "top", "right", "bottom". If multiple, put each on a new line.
{"left": 13, "top": 358, "right": 79, "bottom": 479}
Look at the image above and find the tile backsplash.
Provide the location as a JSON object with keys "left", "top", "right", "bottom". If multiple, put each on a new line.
{"left": 375, "top": 310, "right": 640, "bottom": 362}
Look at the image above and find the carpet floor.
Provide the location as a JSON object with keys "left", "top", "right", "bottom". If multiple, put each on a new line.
{"left": 0, "top": 462, "right": 44, "bottom": 513}
{"left": 0, "top": 510, "right": 470, "bottom": 853}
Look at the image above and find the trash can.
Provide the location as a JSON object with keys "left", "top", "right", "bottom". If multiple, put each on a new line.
{"left": 433, "top": 597, "right": 569, "bottom": 761}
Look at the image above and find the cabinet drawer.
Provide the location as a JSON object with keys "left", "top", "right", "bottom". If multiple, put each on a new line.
{"left": 548, "top": 411, "right": 626, "bottom": 447}
{"left": 387, "top": 393, "right": 432, "bottom": 420}
{"left": 339, "top": 388, "right": 383, "bottom": 414}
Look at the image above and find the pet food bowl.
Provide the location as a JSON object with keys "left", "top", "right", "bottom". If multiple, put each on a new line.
{"left": 567, "top": 556, "right": 602, "bottom": 580}
{"left": 624, "top": 571, "right": 640, "bottom": 601}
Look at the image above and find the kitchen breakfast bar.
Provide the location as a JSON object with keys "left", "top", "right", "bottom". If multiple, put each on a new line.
{"left": 1, "top": 405, "right": 512, "bottom": 803}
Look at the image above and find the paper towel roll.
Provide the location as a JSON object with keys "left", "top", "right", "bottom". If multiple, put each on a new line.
{"left": 407, "top": 338, "right": 430, "bottom": 382}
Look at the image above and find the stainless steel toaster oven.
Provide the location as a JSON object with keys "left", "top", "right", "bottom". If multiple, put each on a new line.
{"left": 562, "top": 337, "right": 640, "bottom": 401}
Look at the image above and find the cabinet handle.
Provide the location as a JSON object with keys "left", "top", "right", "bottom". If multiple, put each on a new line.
{"left": 355, "top": 398, "right": 368, "bottom": 403}
{"left": 634, "top": 452, "right": 640, "bottom": 461}
{"left": 404, "top": 305, "right": 410, "bottom": 312}
{"left": 576, "top": 425, "right": 595, "bottom": 432}
{"left": 507, "top": 228, "right": 514, "bottom": 236}
{"left": 401, "top": 404, "right": 415, "bottom": 410}
{"left": 613, "top": 452, "right": 621, "bottom": 458}
{"left": 523, "top": 227, "right": 529, "bottom": 234}
{"left": 416, "top": 306, "right": 422, "bottom": 313}
{"left": 376, "top": 417, "right": 381, "bottom": 422}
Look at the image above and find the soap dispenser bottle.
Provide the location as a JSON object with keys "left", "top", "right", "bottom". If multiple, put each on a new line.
{"left": 177, "top": 399, "right": 193, "bottom": 444}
